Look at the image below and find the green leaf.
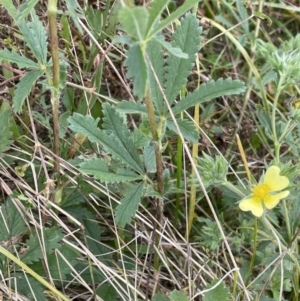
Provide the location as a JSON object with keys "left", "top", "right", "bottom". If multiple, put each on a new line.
{"left": 21, "top": 227, "right": 64, "bottom": 264}
{"left": 152, "top": 292, "right": 170, "bottom": 301}
{"left": 133, "top": 129, "right": 151, "bottom": 148}
{"left": 153, "top": 35, "right": 188, "bottom": 58}
{"left": 0, "top": 198, "right": 26, "bottom": 242}
{"left": 143, "top": 144, "right": 156, "bottom": 173}
{"left": 124, "top": 43, "right": 147, "bottom": 99}
{"left": 146, "top": 40, "right": 165, "bottom": 114}
{"left": 16, "top": 0, "right": 39, "bottom": 23}
{"left": 164, "top": 13, "right": 202, "bottom": 106}
{"left": 12, "top": 273, "right": 46, "bottom": 301}
{"left": 118, "top": 6, "right": 148, "bottom": 41}
{"left": 102, "top": 103, "right": 144, "bottom": 170}
{"left": 59, "top": 111, "right": 71, "bottom": 138}
{"left": 146, "top": 0, "right": 171, "bottom": 37}
{"left": 60, "top": 14, "right": 71, "bottom": 43}
{"left": 115, "top": 181, "right": 144, "bottom": 227}
{"left": 203, "top": 279, "right": 231, "bottom": 301}
{"left": 82, "top": 218, "right": 111, "bottom": 259}
{"left": 106, "top": 0, "right": 122, "bottom": 35}
{"left": 167, "top": 119, "right": 199, "bottom": 143}
{"left": 79, "top": 158, "right": 142, "bottom": 183}
{"left": 170, "top": 78, "right": 246, "bottom": 116}
{"left": 29, "top": 244, "right": 78, "bottom": 279}
{"left": 65, "top": 0, "right": 84, "bottom": 34}
{"left": 18, "top": 13, "right": 48, "bottom": 64}
{"left": 169, "top": 290, "right": 189, "bottom": 301}
{"left": 13, "top": 69, "right": 43, "bottom": 113}
{"left": 150, "top": 0, "right": 200, "bottom": 37}
{"left": 68, "top": 113, "right": 145, "bottom": 173}
{"left": 116, "top": 100, "right": 147, "bottom": 114}
{"left": 0, "top": 108, "right": 13, "bottom": 153}
{"left": 96, "top": 283, "right": 118, "bottom": 300}
{"left": 0, "top": 0, "right": 17, "bottom": 20}
{"left": 0, "top": 48, "right": 39, "bottom": 69}
{"left": 237, "top": 0, "right": 249, "bottom": 33}
{"left": 257, "top": 109, "right": 272, "bottom": 134}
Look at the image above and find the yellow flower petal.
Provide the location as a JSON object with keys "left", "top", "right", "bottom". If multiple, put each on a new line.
{"left": 239, "top": 196, "right": 264, "bottom": 217}
{"left": 264, "top": 190, "right": 290, "bottom": 209}
{"left": 264, "top": 166, "right": 289, "bottom": 192}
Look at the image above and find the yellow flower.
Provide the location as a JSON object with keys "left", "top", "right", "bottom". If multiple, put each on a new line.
{"left": 239, "top": 166, "right": 289, "bottom": 217}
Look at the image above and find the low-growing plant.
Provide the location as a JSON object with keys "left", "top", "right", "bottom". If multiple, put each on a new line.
{"left": 0, "top": 0, "right": 300, "bottom": 300}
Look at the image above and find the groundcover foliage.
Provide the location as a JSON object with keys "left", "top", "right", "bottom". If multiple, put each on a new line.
{"left": 0, "top": 0, "right": 300, "bottom": 300}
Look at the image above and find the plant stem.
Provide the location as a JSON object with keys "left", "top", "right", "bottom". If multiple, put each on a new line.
{"left": 48, "top": 0, "right": 60, "bottom": 174}
{"left": 271, "top": 77, "right": 284, "bottom": 163}
{"left": 175, "top": 136, "right": 183, "bottom": 228}
{"left": 144, "top": 86, "right": 163, "bottom": 276}
{"left": 245, "top": 217, "right": 257, "bottom": 286}
{"left": 145, "top": 87, "right": 164, "bottom": 197}
{"left": 187, "top": 104, "right": 199, "bottom": 238}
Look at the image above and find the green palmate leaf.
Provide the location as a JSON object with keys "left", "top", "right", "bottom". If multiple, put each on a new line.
{"left": 103, "top": 103, "right": 132, "bottom": 135}
{"left": 0, "top": 0, "right": 17, "bottom": 20}
{"left": 65, "top": 207, "right": 111, "bottom": 260}
{"left": 118, "top": 6, "right": 148, "bottom": 41}
{"left": 20, "top": 235, "right": 43, "bottom": 264}
{"left": 18, "top": 13, "right": 48, "bottom": 64}
{"left": 82, "top": 217, "right": 111, "bottom": 259}
{"left": 164, "top": 13, "right": 202, "bottom": 107}
{"left": 153, "top": 35, "right": 188, "bottom": 58}
{"left": 12, "top": 273, "right": 46, "bottom": 301}
{"left": 0, "top": 198, "right": 26, "bottom": 242}
{"left": 96, "top": 283, "right": 118, "bottom": 300}
{"left": 13, "top": 69, "right": 43, "bottom": 113}
{"left": 167, "top": 119, "right": 199, "bottom": 143}
{"left": 21, "top": 227, "right": 64, "bottom": 264}
{"left": 169, "top": 290, "right": 189, "bottom": 301}
{"left": 79, "top": 158, "right": 142, "bottom": 183}
{"left": 68, "top": 113, "right": 144, "bottom": 173}
{"left": 29, "top": 244, "right": 78, "bottom": 279}
{"left": 150, "top": 0, "right": 200, "bottom": 38}
{"left": 102, "top": 103, "right": 144, "bottom": 168}
{"left": 115, "top": 181, "right": 144, "bottom": 227}
{"left": 146, "top": 0, "right": 171, "bottom": 37}
{"left": 146, "top": 40, "right": 165, "bottom": 114}
{"left": 170, "top": 78, "right": 246, "bottom": 116}
{"left": 16, "top": 0, "right": 39, "bottom": 23}
{"left": 152, "top": 292, "right": 169, "bottom": 301}
{"left": 0, "top": 48, "right": 39, "bottom": 69}
{"left": 124, "top": 43, "right": 147, "bottom": 99}
{"left": 203, "top": 279, "right": 231, "bottom": 301}
{"left": 116, "top": 100, "right": 147, "bottom": 114}
{"left": 0, "top": 109, "right": 13, "bottom": 153}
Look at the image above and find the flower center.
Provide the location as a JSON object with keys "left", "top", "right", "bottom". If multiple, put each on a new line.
{"left": 253, "top": 183, "right": 271, "bottom": 200}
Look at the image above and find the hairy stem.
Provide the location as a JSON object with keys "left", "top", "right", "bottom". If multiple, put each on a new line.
{"left": 245, "top": 217, "right": 257, "bottom": 286}
{"left": 145, "top": 87, "right": 164, "bottom": 197}
{"left": 145, "top": 86, "right": 163, "bottom": 280}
